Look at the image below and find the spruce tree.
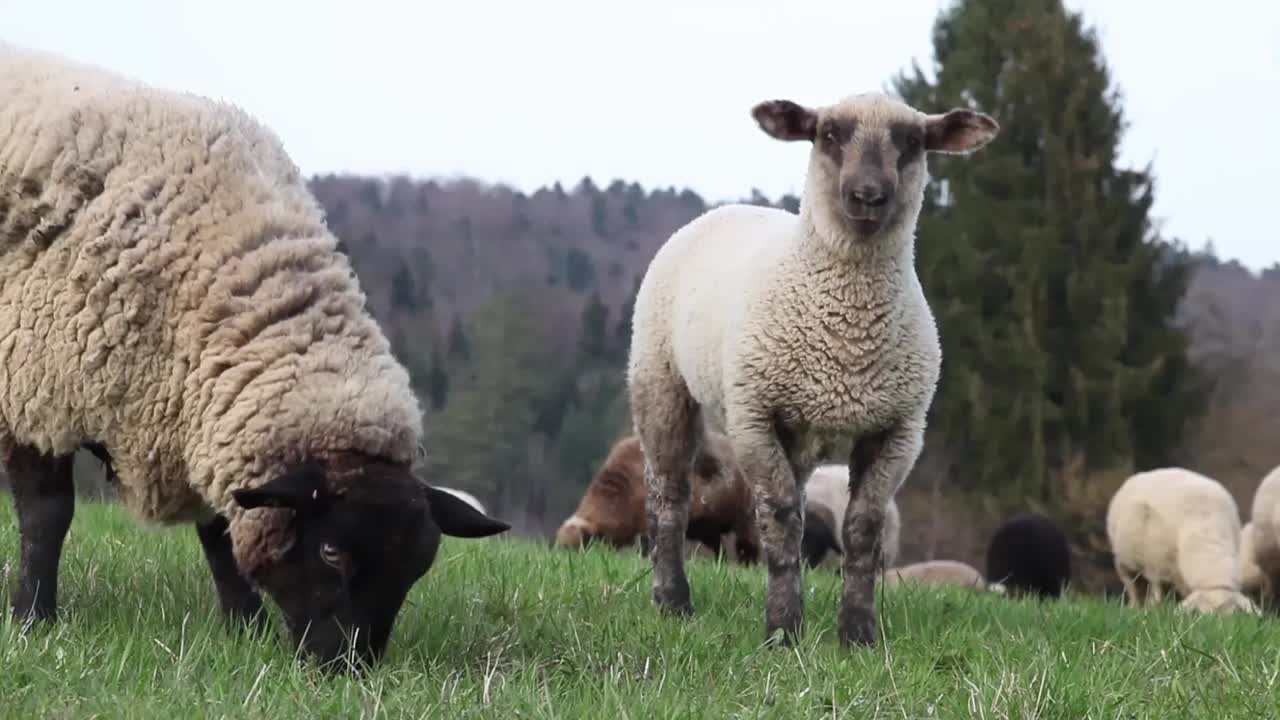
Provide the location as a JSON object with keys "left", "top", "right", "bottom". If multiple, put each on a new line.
{"left": 896, "top": 0, "right": 1205, "bottom": 497}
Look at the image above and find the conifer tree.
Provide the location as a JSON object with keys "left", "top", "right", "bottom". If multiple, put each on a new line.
{"left": 896, "top": 0, "right": 1205, "bottom": 497}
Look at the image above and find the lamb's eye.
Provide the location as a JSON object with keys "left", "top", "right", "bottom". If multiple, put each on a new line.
{"left": 824, "top": 128, "right": 838, "bottom": 145}
{"left": 907, "top": 133, "right": 922, "bottom": 150}
{"left": 319, "top": 542, "right": 343, "bottom": 569}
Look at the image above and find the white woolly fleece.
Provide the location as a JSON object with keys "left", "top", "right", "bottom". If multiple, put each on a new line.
{"left": 1243, "top": 466, "right": 1280, "bottom": 594}
{"left": 1107, "top": 468, "right": 1256, "bottom": 613}
{"left": 883, "top": 559, "right": 1000, "bottom": 593}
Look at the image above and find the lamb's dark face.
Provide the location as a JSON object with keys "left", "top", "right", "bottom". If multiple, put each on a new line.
{"left": 751, "top": 94, "right": 999, "bottom": 241}
{"left": 231, "top": 459, "right": 509, "bottom": 670}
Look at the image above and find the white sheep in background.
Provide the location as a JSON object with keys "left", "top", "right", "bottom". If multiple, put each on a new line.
{"left": 883, "top": 560, "right": 1005, "bottom": 594}
{"left": 1241, "top": 465, "right": 1280, "bottom": 600}
{"left": 1240, "top": 522, "right": 1264, "bottom": 595}
{"left": 801, "top": 464, "right": 899, "bottom": 571}
{"left": 1107, "top": 468, "right": 1259, "bottom": 615}
{"left": 626, "top": 91, "right": 998, "bottom": 647}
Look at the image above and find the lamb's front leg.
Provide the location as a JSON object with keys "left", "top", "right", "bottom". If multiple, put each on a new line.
{"left": 839, "top": 423, "right": 922, "bottom": 647}
{"left": 731, "top": 424, "right": 804, "bottom": 644}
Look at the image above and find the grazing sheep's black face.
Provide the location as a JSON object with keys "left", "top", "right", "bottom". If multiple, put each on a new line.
{"left": 231, "top": 459, "right": 509, "bottom": 670}
{"left": 751, "top": 95, "right": 999, "bottom": 241}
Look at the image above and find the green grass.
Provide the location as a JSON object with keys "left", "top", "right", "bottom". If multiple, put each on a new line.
{"left": 2, "top": 500, "right": 1278, "bottom": 719}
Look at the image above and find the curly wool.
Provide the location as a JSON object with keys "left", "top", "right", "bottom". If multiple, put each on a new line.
{"left": 0, "top": 43, "right": 422, "bottom": 573}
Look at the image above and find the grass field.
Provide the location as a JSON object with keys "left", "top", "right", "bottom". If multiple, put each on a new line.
{"left": 2, "top": 499, "right": 1279, "bottom": 719}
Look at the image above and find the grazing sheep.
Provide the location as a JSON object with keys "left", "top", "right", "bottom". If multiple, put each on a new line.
{"left": 1242, "top": 466, "right": 1280, "bottom": 600}
{"left": 626, "top": 90, "right": 998, "bottom": 647}
{"left": 437, "top": 487, "right": 487, "bottom": 516}
{"left": 985, "top": 512, "right": 1072, "bottom": 599}
{"left": 555, "top": 433, "right": 760, "bottom": 564}
{"left": 0, "top": 43, "right": 509, "bottom": 668}
{"left": 799, "top": 464, "right": 900, "bottom": 571}
{"left": 1106, "top": 468, "right": 1258, "bottom": 615}
{"left": 883, "top": 560, "right": 1005, "bottom": 594}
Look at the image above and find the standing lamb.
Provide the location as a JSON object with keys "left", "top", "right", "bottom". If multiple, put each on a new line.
{"left": 883, "top": 560, "right": 1005, "bottom": 594}
{"left": 0, "top": 43, "right": 509, "bottom": 669}
{"left": 626, "top": 91, "right": 998, "bottom": 647}
{"left": 984, "top": 512, "right": 1072, "bottom": 599}
{"left": 554, "top": 433, "right": 760, "bottom": 564}
{"left": 800, "top": 464, "right": 900, "bottom": 571}
{"left": 1240, "top": 465, "right": 1280, "bottom": 601}
{"left": 1106, "top": 468, "right": 1258, "bottom": 615}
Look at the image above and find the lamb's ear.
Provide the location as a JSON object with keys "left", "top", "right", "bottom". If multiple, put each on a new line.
{"left": 751, "top": 100, "right": 818, "bottom": 142}
{"left": 425, "top": 486, "right": 510, "bottom": 538}
{"left": 924, "top": 109, "right": 999, "bottom": 154}
{"left": 232, "top": 464, "right": 329, "bottom": 512}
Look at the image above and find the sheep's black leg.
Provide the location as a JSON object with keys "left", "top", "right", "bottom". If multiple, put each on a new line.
{"left": 195, "top": 514, "right": 267, "bottom": 630}
{"left": 6, "top": 444, "right": 75, "bottom": 623}
{"left": 839, "top": 422, "right": 922, "bottom": 648}
{"left": 631, "top": 374, "right": 700, "bottom": 618}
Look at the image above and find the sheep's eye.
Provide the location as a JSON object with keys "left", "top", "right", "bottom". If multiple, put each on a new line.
{"left": 823, "top": 128, "right": 838, "bottom": 145}
{"left": 319, "top": 542, "right": 343, "bottom": 569}
{"left": 906, "top": 132, "right": 922, "bottom": 151}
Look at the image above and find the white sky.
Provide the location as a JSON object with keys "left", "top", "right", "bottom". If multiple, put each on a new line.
{"left": 3, "top": 0, "right": 1277, "bottom": 270}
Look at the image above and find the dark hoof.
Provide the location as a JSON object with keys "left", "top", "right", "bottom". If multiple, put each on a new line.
{"left": 12, "top": 602, "right": 57, "bottom": 627}
{"left": 654, "top": 582, "right": 694, "bottom": 617}
{"left": 838, "top": 605, "right": 878, "bottom": 648}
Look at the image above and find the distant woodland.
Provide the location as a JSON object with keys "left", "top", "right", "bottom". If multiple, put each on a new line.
{"left": 5, "top": 0, "right": 1278, "bottom": 593}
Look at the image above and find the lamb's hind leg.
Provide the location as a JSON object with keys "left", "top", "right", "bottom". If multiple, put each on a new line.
{"left": 631, "top": 373, "right": 700, "bottom": 616}
{"left": 6, "top": 444, "right": 75, "bottom": 623}
{"left": 840, "top": 423, "right": 923, "bottom": 648}
{"left": 195, "top": 514, "right": 267, "bottom": 631}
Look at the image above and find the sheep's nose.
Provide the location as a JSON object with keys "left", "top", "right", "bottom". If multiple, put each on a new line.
{"left": 847, "top": 182, "right": 891, "bottom": 208}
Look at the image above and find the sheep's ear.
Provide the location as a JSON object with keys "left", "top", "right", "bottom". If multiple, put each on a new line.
{"left": 425, "top": 486, "right": 510, "bottom": 538}
{"left": 751, "top": 100, "right": 817, "bottom": 142}
{"left": 924, "top": 109, "right": 999, "bottom": 154}
{"left": 232, "top": 464, "right": 329, "bottom": 511}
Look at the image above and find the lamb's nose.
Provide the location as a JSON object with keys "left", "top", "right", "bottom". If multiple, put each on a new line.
{"left": 847, "top": 183, "right": 890, "bottom": 208}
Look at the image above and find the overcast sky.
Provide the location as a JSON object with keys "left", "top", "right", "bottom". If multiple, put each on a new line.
{"left": 4, "top": 0, "right": 1276, "bottom": 270}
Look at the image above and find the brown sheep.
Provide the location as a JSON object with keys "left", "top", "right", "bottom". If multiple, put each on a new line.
{"left": 556, "top": 433, "right": 760, "bottom": 564}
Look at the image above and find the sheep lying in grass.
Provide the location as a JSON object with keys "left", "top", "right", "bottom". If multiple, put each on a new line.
{"left": 1107, "top": 468, "right": 1259, "bottom": 615}
{"left": 626, "top": 90, "right": 998, "bottom": 647}
{"left": 985, "top": 512, "right": 1072, "bottom": 599}
{"left": 554, "top": 433, "right": 760, "bottom": 564}
{"left": 0, "top": 43, "right": 509, "bottom": 668}
{"left": 1241, "top": 466, "right": 1280, "bottom": 601}
{"left": 883, "top": 560, "right": 1005, "bottom": 594}
{"left": 800, "top": 464, "right": 899, "bottom": 571}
